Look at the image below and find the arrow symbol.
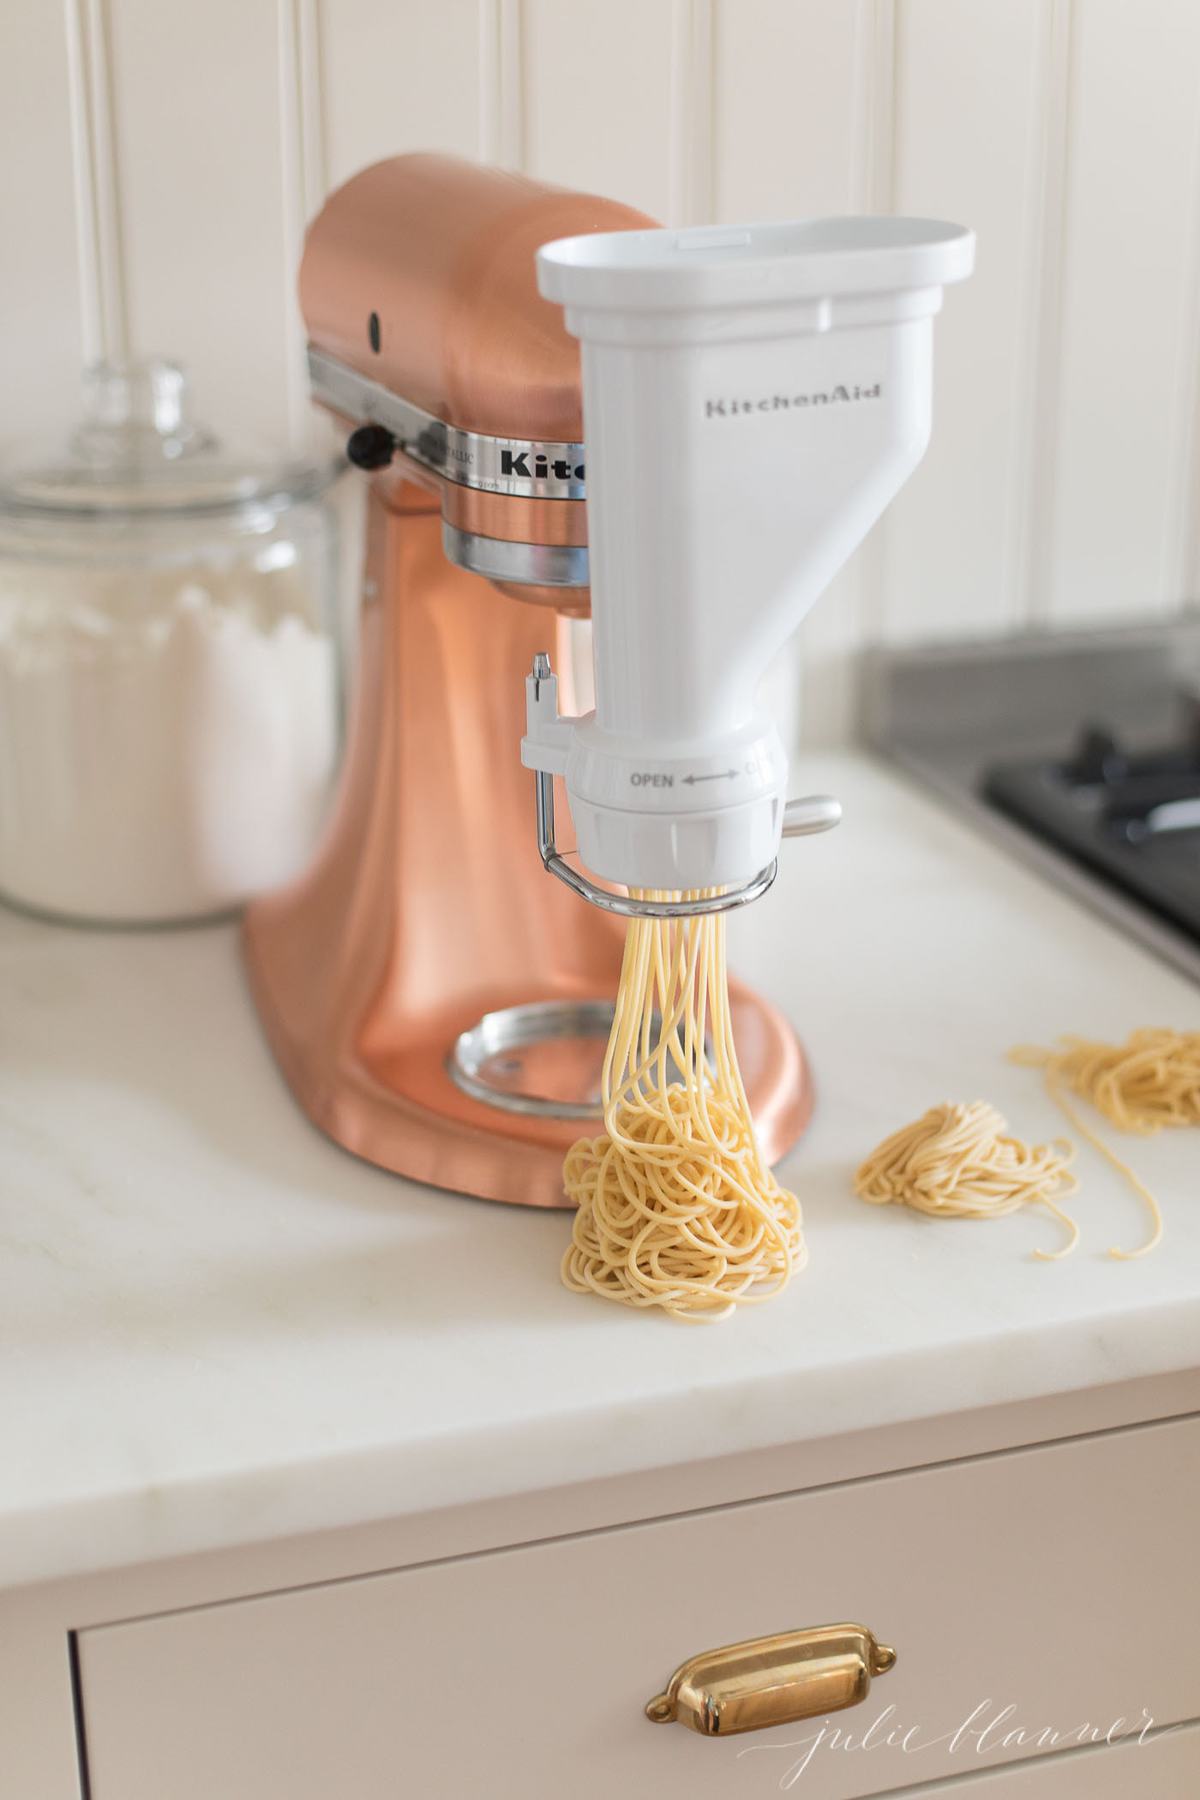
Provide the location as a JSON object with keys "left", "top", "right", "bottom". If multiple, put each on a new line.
{"left": 683, "top": 770, "right": 738, "bottom": 785}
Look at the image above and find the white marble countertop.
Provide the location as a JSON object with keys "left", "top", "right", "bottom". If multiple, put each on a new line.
{"left": 2, "top": 752, "right": 1197, "bottom": 1590}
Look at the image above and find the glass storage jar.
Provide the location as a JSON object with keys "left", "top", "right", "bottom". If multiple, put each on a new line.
{"left": 0, "top": 360, "right": 342, "bottom": 925}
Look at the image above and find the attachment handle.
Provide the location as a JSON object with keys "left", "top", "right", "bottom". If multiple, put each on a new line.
{"left": 782, "top": 793, "right": 842, "bottom": 836}
{"left": 645, "top": 1622, "right": 896, "bottom": 1737}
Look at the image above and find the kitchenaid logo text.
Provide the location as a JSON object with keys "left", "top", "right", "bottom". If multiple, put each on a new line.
{"left": 705, "top": 383, "right": 881, "bottom": 418}
{"left": 498, "top": 450, "right": 585, "bottom": 481}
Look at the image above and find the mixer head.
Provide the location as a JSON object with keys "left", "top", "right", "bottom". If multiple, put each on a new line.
{"left": 297, "top": 154, "right": 651, "bottom": 614}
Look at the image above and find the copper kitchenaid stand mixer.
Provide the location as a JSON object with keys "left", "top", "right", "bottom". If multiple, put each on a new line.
{"left": 242, "top": 155, "right": 810, "bottom": 1207}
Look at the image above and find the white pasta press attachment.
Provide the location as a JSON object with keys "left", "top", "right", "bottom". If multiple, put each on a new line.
{"left": 523, "top": 215, "right": 973, "bottom": 912}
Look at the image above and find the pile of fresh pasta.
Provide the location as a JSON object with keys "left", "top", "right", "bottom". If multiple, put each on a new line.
{"left": 855, "top": 1028, "right": 1200, "bottom": 1260}
{"left": 561, "top": 895, "right": 805, "bottom": 1321}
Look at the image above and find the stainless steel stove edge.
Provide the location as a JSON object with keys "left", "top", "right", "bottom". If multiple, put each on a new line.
{"left": 861, "top": 618, "right": 1200, "bottom": 987}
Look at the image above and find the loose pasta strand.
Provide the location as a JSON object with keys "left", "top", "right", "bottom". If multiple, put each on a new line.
{"left": 1009, "top": 1029, "right": 1200, "bottom": 1259}
{"left": 854, "top": 1100, "right": 1081, "bottom": 1260}
{"left": 562, "top": 893, "right": 806, "bottom": 1321}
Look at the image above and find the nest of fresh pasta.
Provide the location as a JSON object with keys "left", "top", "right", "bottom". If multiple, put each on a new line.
{"left": 562, "top": 896, "right": 805, "bottom": 1321}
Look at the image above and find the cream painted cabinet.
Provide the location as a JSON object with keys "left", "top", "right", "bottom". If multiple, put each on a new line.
{"left": 76, "top": 1417, "right": 1200, "bottom": 1800}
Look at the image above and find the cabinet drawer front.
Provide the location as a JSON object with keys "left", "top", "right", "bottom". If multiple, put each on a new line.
{"left": 78, "top": 1417, "right": 1199, "bottom": 1800}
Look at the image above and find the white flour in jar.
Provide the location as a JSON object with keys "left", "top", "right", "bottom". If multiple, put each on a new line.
{"left": 0, "top": 577, "right": 337, "bottom": 922}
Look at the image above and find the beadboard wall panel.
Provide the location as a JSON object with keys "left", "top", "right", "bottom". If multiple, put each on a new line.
{"left": 3, "top": 0, "right": 1200, "bottom": 742}
{"left": 104, "top": 0, "right": 295, "bottom": 448}
{"left": 523, "top": 0, "right": 678, "bottom": 221}
{"left": 712, "top": 0, "right": 860, "bottom": 223}
{"left": 884, "top": 0, "right": 1045, "bottom": 645}
{"left": 321, "top": 0, "right": 480, "bottom": 189}
{"left": 1048, "top": 0, "right": 1200, "bottom": 625}
{"left": 2, "top": 2, "right": 86, "bottom": 436}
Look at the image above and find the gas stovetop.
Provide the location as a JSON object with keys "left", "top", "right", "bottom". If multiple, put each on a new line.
{"left": 864, "top": 621, "right": 1200, "bottom": 985}
{"left": 983, "top": 722, "right": 1200, "bottom": 944}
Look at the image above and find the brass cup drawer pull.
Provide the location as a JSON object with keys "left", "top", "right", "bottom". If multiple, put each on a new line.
{"left": 645, "top": 1622, "right": 896, "bottom": 1738}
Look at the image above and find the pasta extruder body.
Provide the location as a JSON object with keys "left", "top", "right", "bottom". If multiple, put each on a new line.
{"left": 525, "top": 217, "right": 974, "bottom": 904}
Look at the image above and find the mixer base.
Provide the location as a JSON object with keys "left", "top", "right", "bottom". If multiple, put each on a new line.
{"left": 244, "top": 956, "right": 812, "bottom": 1209}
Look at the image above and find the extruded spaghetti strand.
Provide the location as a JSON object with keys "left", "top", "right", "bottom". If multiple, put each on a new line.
{"left": 562, "top": 893, "right": 805, "bottom": 1320}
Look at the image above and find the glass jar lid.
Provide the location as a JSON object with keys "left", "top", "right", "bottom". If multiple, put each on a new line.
{"left": 0, "top": 359, "right": 337, "bottom": 522}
